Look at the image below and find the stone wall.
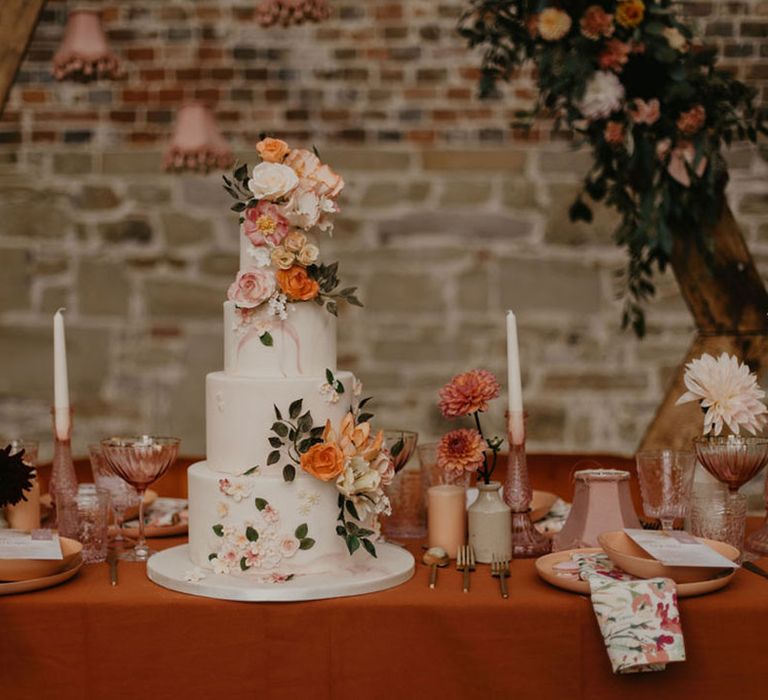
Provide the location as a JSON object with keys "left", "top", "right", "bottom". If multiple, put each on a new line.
{"left": 0, "top": 0, "right": 766, "bottom": 460}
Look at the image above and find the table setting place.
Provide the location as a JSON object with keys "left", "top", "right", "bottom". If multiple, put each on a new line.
{"left": 2, "top": 140, "right": 768, "bottom": 683}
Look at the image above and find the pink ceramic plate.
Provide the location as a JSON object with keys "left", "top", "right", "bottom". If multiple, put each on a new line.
{"left": 535, "top": 547, "right": 736, "bottom": 598}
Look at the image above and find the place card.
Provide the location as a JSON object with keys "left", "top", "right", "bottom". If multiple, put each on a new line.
{"left": 0, "top": 529, "right": 63, "bottom": 560}
{"left": 624, "top": 529, "right": 738, "bottom": 568}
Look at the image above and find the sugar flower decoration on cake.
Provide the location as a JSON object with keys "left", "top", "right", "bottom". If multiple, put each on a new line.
{"left": 223, "top": 137, "right": 360, "bottom": 319}
{"left": 437, "top": 369, "right": 504, "bottom": 484}
{"left": 676, "top": 352, "right": 768, "bottom": 436}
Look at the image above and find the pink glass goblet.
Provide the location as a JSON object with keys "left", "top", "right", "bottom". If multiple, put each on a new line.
{"left": 100, "top": 436, "right": 180, "bottom": 562}
{"left": 89, "top": 444, "right": 139, "bottom": 552}
{"left": 693, "top": 436, "right": 768, "bottom": 493}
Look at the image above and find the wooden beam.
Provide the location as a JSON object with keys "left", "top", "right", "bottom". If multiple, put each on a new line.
{"left": 640, "top": 199, "right": 768, "bottom": 451}
{"left": 0, "top": 0, "right": 46, "bottom": 116}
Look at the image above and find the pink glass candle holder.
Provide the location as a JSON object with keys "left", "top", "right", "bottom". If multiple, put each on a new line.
{"left": 503, "top": 411, "right": 551, "bottom": 558}
{"left": 50, "top": 408, "right": 79, "bottom": 538}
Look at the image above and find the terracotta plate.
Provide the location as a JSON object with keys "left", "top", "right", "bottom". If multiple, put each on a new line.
{"left": 531, "top": 491, "right": 559, "bottom": 522}
{"left": 535, "top": 547, "right": 736, "bottom": 598}
{"left": 122, "top": 497, "right": 188, "bottom": 539}
{"left": 0, "top": 556, "right": 83, "bottom": 596}
{"left": 0, "top": 536, "right": 83, "bottom": 582}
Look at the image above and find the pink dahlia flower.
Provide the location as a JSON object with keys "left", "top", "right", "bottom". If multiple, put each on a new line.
{"left": 437, "top": 429, "right": 485, "bottom": 474}
{"left": 439, "top": 369, "right": 501, "bottom": 418}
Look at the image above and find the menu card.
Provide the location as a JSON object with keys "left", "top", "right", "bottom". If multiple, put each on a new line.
{"left": 0, "top": 529, "right": 63, "bottom": 560}
{"left": 624, "top": 529, "right": 739, "bottom": 569}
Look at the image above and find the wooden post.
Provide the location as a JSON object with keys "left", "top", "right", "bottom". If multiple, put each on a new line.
{"left": 0, "top": 0, "right": 46, "bottom": 115}
{"left": 640, "top": 197, "right": 768, "bottom": 450}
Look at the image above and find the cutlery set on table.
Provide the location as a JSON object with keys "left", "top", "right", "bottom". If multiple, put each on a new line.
{"left": 423, "top": 544, "right": 510, "bottom": 598}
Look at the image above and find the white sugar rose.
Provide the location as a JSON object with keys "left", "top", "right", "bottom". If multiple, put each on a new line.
{"left": 248, "top": 162, "right": 299, "bottom": 201}
{"left": 279, "top": 536, "right": 300, "bottom": 558}
{"left": 227, "top": 269, "right": 276, "bottom": 309}
{"left": 296, "top": 244, "right": 319, "bottom": 266}
{"left": 284, "top": 187, "right": 321, "bottom": 230}
{"left": 577, "top": 70, "right": 625, "bottom": 120}
{"left": 246, "top": 244, "right": 272, "bottom": 269}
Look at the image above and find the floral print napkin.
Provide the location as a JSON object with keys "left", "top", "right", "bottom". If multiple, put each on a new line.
{"left": 587, "top": 574, "right": 686, "bottom": 674}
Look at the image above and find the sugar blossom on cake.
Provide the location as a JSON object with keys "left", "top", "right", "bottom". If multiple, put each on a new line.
{"left": 183, "top": 567, "right": 206, "bottom": 583}
{"left": 218, "top": 478, "right": 253, "bottom": 503}
{"left": 577, "top": 71, "right": 625, "bottom": 120}
{"left": 276, "top": 265, "right": 320, "bottom": 301}
{"left": 437, "top": 428, "right": 485, "bottom": 475}
{"left": 676, "top": 352, "right": 768, "bottom": 436}
{"left": 242, "top": 201, "right": 290, "bottom": 247}
{"left": 439, "top": 369, "right": 501, "bottom": 418}
{"left": 247, "top": 162, "right": 299, "bottom": 201}
{"left": 227, "top": 269, "right": 277, "bottom": 309}
{"left": 256, "top": 137, "right": 290, "bottom": 163}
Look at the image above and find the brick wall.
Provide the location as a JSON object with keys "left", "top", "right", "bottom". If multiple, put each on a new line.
{"left": 0, "top": 0, "right": 766, "bottom": 460}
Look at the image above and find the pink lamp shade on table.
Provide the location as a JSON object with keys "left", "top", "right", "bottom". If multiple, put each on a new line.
{"left": 163, "top": 103, "right": 234, "bottom": 173}
{"left": 255, "top": 0, "right": 331, "bottom": 27}
{"left": 52, "top": 9, "right": 121, "bottom": 81}
{"left": 553, "top": 468, "right": 641, "bottom": 551}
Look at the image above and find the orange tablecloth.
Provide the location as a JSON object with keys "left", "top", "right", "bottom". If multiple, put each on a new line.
{"left": 4, "top": 455, "right": 768, "bottom": 700}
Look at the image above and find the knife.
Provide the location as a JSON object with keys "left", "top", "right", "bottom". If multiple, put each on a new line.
{"left": 743, "top": 561, "right": 768, "bottom": 581}
{"left": 107, "top": 551, "right": 118, "bottom": 587}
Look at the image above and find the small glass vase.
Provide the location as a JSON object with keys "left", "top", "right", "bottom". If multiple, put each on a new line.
{"left": 689, "top": 483, "right": 747, "bottom": 553}
{"left": 468, "top": 481, "right": 511, "bottom": 564}
{"left": 746, "top": 470, "right": 768, "bottom": 557}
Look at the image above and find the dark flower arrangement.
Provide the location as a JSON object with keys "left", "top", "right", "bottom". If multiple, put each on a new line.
{"left": 0, "top": 445, "right": 35, "bottom": 509}
{"left": 460, "top": 0, "right": 766, "bottom": 335}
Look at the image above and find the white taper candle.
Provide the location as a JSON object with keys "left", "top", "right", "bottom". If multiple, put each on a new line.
{"left": 53, "top": 308, "right": 71, "bottom": 439}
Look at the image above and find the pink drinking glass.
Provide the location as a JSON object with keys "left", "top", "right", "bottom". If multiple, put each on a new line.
{"left": 635, "top": 450, "right": 696, "bottom": 530}
{"left": 100, "top": 436, "right": 180, "bottom": 562}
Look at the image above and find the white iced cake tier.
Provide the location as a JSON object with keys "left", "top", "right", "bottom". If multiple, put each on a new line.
{"left": 224, "top": 301, "right": 336, "bottom": 378}
{"left": 188, "top": 462, "right": 366, "bottom": 577}
{"left": 206, "top": 370, "right": 354, "bottom": 475}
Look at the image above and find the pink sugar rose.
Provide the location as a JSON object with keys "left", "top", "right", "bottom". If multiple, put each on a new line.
{"left": 242, "top": 201, "right": 290, "bottom": 247}
{"left": 261, "top": 504, "right": 280, "bottom": 524}
{"left": 227, "top": 269, "right": 277, "bottom": 309}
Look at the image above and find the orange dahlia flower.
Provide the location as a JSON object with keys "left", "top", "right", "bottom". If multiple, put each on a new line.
{"left": 439, "top": 369, "right": 501, "bottom": 418}
{"left": 437, "top": 429, "right": 485, "bottom": 474}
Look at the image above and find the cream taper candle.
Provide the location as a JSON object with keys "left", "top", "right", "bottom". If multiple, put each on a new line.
{"left": 53, "top": 308, "right": 71, "bottom": 440}
{"left": 427, "top": 485, "right": 466, "bottom": 559}
{"left": 506, "top": 310, "right": 523, "bottom": 414}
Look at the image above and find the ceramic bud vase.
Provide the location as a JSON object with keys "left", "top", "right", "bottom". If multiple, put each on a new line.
{"left": 468, "top": 481, "right": 511, "bottom": 563}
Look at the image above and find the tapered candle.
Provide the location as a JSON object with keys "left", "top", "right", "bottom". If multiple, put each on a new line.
{"left": 506, "top": 311, "right": 523, "bottom": 413}
{"left": 53, "top": 308, "right": 71, "bottom": 440}
{"left": 427, "top": 485, "right": 466, "bottom": 559}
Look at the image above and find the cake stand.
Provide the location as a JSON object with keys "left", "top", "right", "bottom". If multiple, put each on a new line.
{"left": 147, "top": 543, "right": 415, "bottom": 602}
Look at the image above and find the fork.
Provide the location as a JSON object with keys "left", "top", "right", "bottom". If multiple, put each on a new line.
{"left": 491, "top": 554, "right": 510, "bottom": 599}
{"left": 457, "top": 545, "right": 476, "bottom": 593}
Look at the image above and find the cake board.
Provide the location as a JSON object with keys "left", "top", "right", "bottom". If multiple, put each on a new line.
{"left": 147, "top": 543, "right": 415, "bottom": 602}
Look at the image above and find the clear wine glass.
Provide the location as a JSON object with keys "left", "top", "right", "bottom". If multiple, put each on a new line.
{"left": 100, "top": 436, "right": 180, "bottom": 562}
{"left": 635, "top": 449, "right": 696, "bottom": 530}
{"left": 88, "top": 443, "right": 139, "bottom": 553}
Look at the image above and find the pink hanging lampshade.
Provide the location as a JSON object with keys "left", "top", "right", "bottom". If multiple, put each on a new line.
{"left": 255, "top": 0, "right": 331, "bottom": 27}
{"left": 52, "top": 9, "right": 121, "bottom": 81}
{"left": 163, "top": 103, "right": 234, "bottom": 173}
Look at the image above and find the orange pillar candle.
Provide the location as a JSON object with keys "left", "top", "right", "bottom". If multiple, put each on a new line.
{"left": 427, "top": 485, "right": 466, "bottom": 559}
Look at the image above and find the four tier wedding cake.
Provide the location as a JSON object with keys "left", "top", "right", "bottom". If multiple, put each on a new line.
{"left": 187, "top": 138, "right": 393, "bottom": 581}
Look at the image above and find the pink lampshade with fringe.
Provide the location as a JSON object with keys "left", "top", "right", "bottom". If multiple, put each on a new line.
{"left": 163, "top": 103, "right": 234, "bottom": 174}
{"left": 52, "top": 9, "right": 121, "bottom": 81}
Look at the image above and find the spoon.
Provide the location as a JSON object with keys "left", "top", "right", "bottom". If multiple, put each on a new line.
{"left": 422, "top": 546, "right": 449, "bottom": 589}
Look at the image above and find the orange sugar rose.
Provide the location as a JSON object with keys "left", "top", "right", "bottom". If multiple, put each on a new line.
{"left": 256, "top": 137, "right": 290, "bottom": 163}
{"left": 300, "top": 443, "right": 345, "bottom": 481}
{"left": 276, "top": 265, "right": 320, "bottom": 301}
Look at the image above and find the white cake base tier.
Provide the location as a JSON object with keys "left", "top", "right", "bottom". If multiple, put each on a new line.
{"left": 206, "top": 370, "right": 353, "bottom": 475}
{"left": 147, "top": 543, "right": 415, "bottom": 601}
